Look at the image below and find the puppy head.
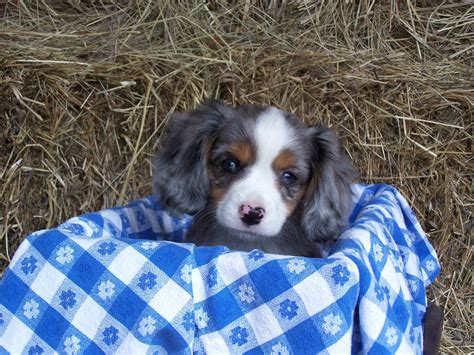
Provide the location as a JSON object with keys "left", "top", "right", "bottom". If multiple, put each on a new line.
{"left": 153, "top": 101, "right": 354, "bottom": 242}
{"left": 207, "top": 107, "right": 312, "bottom": 237}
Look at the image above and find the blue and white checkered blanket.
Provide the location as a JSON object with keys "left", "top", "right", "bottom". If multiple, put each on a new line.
{"left": 0, "top": 184, "right": 440, "bottom": 354}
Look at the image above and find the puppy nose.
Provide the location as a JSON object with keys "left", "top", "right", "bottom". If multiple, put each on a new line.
{"left": 239, "top": 204, "right": 265, "bottom": 226}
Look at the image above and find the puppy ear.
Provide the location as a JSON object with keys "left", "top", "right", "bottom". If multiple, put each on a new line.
{"left": 302, "top": 125, "right": 355, "bottom": 243}
{"left": 152, "top": 100, "right": 230, "bottom": 215}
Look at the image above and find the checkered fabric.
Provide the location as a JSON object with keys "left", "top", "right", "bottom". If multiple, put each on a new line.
{"left": 0, "top": 184, "right": 440, "bottom": 354}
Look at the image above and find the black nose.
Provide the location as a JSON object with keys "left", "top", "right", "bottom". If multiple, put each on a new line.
{"left": 241, "top": 207, "right": 265, "bottom": 226}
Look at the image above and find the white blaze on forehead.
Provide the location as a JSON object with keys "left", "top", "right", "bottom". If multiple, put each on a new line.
{"left": 216, "top": 107, "right": 296, "bottom": 237}
{"left": 253, "top": 107, "right": 295, "bottom": 163}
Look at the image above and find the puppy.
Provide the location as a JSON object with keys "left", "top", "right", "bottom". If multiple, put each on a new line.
{"left": 153, "top": 101, "right": 354, "bottom": 257}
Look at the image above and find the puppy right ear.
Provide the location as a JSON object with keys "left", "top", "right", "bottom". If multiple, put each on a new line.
{"left": 152, "top": 100, "right": 230, "bottom": 215}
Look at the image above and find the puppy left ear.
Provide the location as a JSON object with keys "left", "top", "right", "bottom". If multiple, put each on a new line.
{"left": 152, "top": 100, "right": 231, "bottom": 216}
{"left": 302, "top": 125, "right": 355, "bottom": 244}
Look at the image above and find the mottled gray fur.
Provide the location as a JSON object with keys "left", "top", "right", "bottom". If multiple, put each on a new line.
{"left": 301, "top": 126, "right": 355, "bottom": 248}
{"left": 152, "top": 101, "right": 232, "bottom": 215}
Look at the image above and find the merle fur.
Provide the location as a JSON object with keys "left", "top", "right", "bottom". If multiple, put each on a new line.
{"left": 152, "top": 101, "right": 355, "bottom": 257}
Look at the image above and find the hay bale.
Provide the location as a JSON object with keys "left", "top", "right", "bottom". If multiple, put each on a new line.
{"left": 0, "top": 1, "right": 471, "bottom": 352}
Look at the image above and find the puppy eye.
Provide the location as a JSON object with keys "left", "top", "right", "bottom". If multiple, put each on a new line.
{"left": 281, "top": 171, "right": 297, "bottom": 186}
{"left": 221, "top": 157, "right": 240, "bottom": 173}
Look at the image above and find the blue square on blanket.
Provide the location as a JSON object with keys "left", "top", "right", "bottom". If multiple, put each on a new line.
{"left": 0, "top": 272, "right": 30, "bottom": 314}
{"left": 35, "top": 306, "right": 72, "bottom": 349}
{"left": 285, "top": 317, "right": 326, "bottom": 353}
{"left": 82, "top": 340, "right": 103, "bottom": 354}
{"left": 388, "top": 220, "right": 410, "bottom": 249}
{"left": 155, "top": 322, "right": 188, "bottom": 352}
{"left": 67, "top": 252, "right": 107, "bottom": 293}
{"left": 108, "top": 288, "right": 148, "bottom": 329}
{"left": 391, "top": 293, "right": 410, "bottom": 331}
{"left": 149, "top": 243, "right": 191, "bottom": 279}
{"left": 194, "top": 246, "right": 229, "bottom": 267}
{"left": 368, "top": 341, "right": 392, "bottom": 354}
{"left": 200, "top": 288, "right": 244, "bottom": 331}
{"left": 249, "top": 261, "right": 292, "bottom": 301}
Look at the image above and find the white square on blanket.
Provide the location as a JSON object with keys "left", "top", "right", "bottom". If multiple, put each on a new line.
{"left": 30, "top": 262, "right": 66, "bottom": 303}
{"left": 245, "top": 304, "right": 284, "bottom": 344}
{"left": 107, "top": 246, "right": 148, "bottom": 284}
{"left": 71, "top": 296, "right": 107, "bottom": 339}
{"left": 293, "top": 271, "right": 334, "bottom": 316}
{"left": 192, "top": 268, "right": 207, "bottom": 303}
{"left": 216, "top": 253, "right": 248, "bottom": 286}
{"left": 116, "top": 332, "right": 149, "bottom": 353}
{"left": 358, "top": 297, "right": 386, "bottom": 340}
{"left": 379, "top": 259, "right": 400, "bottom": 299}
{"left": 0, "top": 317, "right": 33, "bottom": 353}
{"left": 148, "top": 280, "right": 191, "bottom": 322}
{"left": 200, "top": 331, "right": 230, "bottom": 354}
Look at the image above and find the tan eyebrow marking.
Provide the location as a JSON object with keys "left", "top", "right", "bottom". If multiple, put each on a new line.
{"left": 272, "top": 149, "right": 296, "bottom": 172}
{"left": 229, "top": 140, "right": 255, "bottom": 165}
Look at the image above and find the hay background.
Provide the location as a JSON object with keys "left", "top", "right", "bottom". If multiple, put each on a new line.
{"left": 0, "top": 0, "right": 472, "bottom": 352}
